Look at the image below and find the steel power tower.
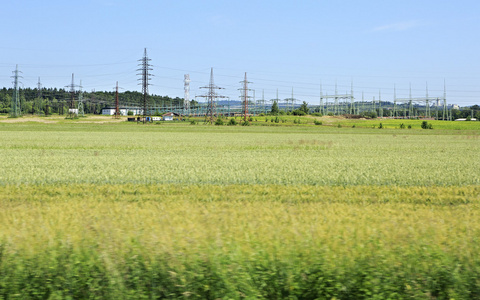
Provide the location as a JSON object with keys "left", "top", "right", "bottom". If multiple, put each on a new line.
{"left": 137, "top": 48, "right": 153, "bottom": 123}
{"left": 10, "top": 64, "right": 22, "bottom": 118}
{"left": 114, "top": 81, "right": 122, "bottom": 118}
{"left": 198, "top": 68, "right": 227, "bottom": 124}
{"left": 65, "top": 73, "right": 81, "bottom": 118}
{"left": 239, "top": 72, "right": 253, "bottom": 122}
{"left": 184, "top": 74, "right": 190, "bottom": 116}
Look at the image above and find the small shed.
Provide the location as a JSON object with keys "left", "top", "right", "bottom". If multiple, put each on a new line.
{"left": 163, "top": 112, "right": 175, "bottom": 121}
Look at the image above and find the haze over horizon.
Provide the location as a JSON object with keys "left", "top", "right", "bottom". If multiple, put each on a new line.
{"left": 1, "top": 0, "right": 479, "bottom": 106}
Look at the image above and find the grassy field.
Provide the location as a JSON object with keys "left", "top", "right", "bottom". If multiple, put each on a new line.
{"left": 0, "top": 115, "right": 480, "bottom": 299}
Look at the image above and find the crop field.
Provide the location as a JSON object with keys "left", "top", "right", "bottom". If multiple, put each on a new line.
{"left": 0, "top": 116, "right": 480, "bottom": 299}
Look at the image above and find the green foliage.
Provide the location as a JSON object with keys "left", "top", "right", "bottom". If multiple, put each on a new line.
{"left": 361, "top": 111, "right": 378, "bottom": 119}
{"left": 421, "top": 121, "right": 433, "bottom": 129}
{"left": 227, "top": 118, "right": 237, "bottom": 126}
{"left": 299, "top": 101, "right": 310, "bottom": 114}
{"left": 241, "top": 120, "right": 250, "bottom": 126}
{"left": 379, "top": 122, "right": 383, "bottom": 129}
{"left": 270, "top": 100, "right": 279, "bottom": 115}
{"left": 314, "top": 120, "right": 322, "bottom": 125}
{"left": 292, "top": 109, "right": 306, "bottom": 116}
{"left": 190, "top": 120, "right": 197, "bottom": 125}
{"left": 214, "top": 118, "right": 224, "bottom": 126}
{"left": 311, "top": 112, "right": 323, "bottom": 117}
{"left": 400, "top": 123, "right": 406, "bottom": 129}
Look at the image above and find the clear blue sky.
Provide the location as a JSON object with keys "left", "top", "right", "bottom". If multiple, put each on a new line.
{"left": 1, "top": 0, "right": 479, "bottom": 106}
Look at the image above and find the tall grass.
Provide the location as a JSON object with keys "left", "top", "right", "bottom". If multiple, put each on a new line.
{"left": 0, "top": 122, "right": 479, "bottom": 298}
{"left": 1, "top": 184, "right": 480, "bottom": 298}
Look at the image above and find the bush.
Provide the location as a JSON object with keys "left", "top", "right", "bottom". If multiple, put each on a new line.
{"left": 314, "top": 120, "right": 322, "bottom": 125}
{"left": 190, "top": 120, "right": 197, "bottom": 125}
{"left": 311, "top": 112, "right": 323, "bottom": 117}
{"left": 241, "top": 121, "right": 250, "bottom": 126}
{"left": 127, "top": 111, "right": 134, "bottom": 116}
{"left": 360, "top": 111, "right": 377, "bottom": 119}
{"left": 274, "top": 117, "right": 280, "bottom": 123}
{"left": 214, "top": 118, "right": 224, "bottom": 126}
{"left": 227, "top": 118, "right": 237, "bottom": 126}
{"left": 379, "top": 123, "right": 383, "bottom": 129}
{"left": 400, "top": 123, "right": 406, "bottom": 129}
{"left": 292, "top": 109, "right": 306, "bottom": 116}
{"left": 421, "top": 121, "right": 433, "bottom": 129}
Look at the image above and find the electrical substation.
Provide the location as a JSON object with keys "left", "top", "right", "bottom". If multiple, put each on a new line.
{"left": 4, "top": 49, "right": 465, "bottom": 122}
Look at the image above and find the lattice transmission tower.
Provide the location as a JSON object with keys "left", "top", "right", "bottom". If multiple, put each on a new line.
{"left": 65, "top": 73, "right": 81, "bottom": 118}
{"left": 198, "top": 68, "right": 227, "bottom": 124}
{"left": 137, "top": 48, "right": 153, "bottom": 123}
{"left": 10, "top": 64, "right": 22, "bottom": 118}
{"left": 238, "top": 72, "right": 253, "bottom": 122}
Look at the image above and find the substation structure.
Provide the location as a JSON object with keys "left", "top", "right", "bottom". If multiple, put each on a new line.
{"left": 315, "top": 83, "right": 450, "bottom": 120}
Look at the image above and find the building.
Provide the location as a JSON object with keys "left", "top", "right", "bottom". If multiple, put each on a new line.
{"left": 101, "top": 107, "right": 143, "bottom": 116}
{"left": 162, "top": 112, "right": 175, "bottom": 121}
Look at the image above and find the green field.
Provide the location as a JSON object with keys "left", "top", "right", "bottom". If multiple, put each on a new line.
{"left": 1, "top": 116, "right": 480, "bottom": 299}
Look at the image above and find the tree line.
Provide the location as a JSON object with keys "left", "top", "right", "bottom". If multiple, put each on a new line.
{"left": 0, "top": 87, "right": 185, "bottom": 115}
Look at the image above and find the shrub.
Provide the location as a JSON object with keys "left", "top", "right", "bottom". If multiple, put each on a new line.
{"left": 400, "top": 123, "right": 406, "bottom": 129}
{"left": 292, "top": 109, "right": 306, "bottom": 116}
{"left": 379, "top": 123, "right": 383, "bottom": 129}
{"left": 408, "top": 125, "right": 412, "bottom": 129}
{"left": 241, "top": 121, "right": 250, "bottom": 126}
{"left": 127, "top": 111, "right": 134, "bottom": 116}
{"left": 421, "top": 121, "right": 433, "bottom": 129}
{"left": 227, "top": 118, "right": 237, "bottom": 126}
{"left": 274, "top": 117, "right": 280, "bottom": 123}
{"left": 311, "top": 112, "right": 323, "bottom": 117}
{"left": 314, "top": 120, "right": 322, "bottom": 125}
{"left": 190, "top": 120, "right": 197, "bottom": 125}
{"left": 337, "top": 124, "right": 342, "bottom": 128}
{"left": 214, "top": 118, "right": 224, "bottom": 126}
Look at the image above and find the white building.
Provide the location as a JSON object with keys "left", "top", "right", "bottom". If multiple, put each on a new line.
{"left": 101, "top": 107, "right": 143, "bottom": 116}
{"left": 163, "top": 112, "right": 175, "bottom": 121}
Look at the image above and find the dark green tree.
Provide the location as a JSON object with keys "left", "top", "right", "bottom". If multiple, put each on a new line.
{"left": 299, "top": 101, "right": 309, "bottom": 114}
{"left": 271, "top": 100, "right": 279, "bottom": 115}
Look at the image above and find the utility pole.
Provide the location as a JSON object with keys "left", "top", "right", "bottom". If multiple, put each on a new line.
{"left": 137, "top": 48, "right": 153, "bottom": 123}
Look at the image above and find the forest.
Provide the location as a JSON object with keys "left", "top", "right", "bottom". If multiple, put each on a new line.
{"left": 0, "top": 87, "right": 185, "bottom": 114}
